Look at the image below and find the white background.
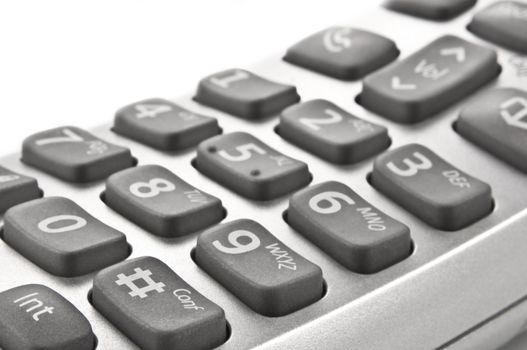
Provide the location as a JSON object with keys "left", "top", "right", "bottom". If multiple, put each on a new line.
{"left": 0, "top": 1, "right": 379, "bottom": 151}
{"left": 1, "top": 1, "right": 527, "bottom": 348}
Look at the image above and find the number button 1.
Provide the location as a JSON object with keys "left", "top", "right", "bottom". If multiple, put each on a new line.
{"left": 194, "top": 132, "right": 312, "bottom": 200}
{"left": 22, "top": 126, "right": 135, "bottom": 182}
{"left": 103, "top": 165, "right": 225, "bottom": 237}
{"left": 371, "top": 144, "right": 493, "bottom": 230}
{"left": 287, "top": 181, "right": 412, "bottom": 273}
{"left": 278, "top": 99, "right": 390, "bottom": 164}
{"left": 113, "top": 98, "right": 221, "bottom": 151}
{"left": 2, "top": 197, "right": 130, "bottom": 277}
{"left": 195, "top": 219, "right": 324, "bottom": 316}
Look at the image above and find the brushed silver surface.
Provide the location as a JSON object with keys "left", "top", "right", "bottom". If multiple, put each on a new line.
{"left": 2, "top": 1, "right": 527, "bottom": 349}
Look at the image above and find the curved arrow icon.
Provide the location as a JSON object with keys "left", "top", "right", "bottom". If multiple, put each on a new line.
{"left": 440, "top": 47, "right": 466, "bottom": 63}
{"left": 392, "top": 76, "right": 416, "bottom": 91}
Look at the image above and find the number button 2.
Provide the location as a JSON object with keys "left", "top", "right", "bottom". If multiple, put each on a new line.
{"left": 371, "top": 144, "right": 493, "bottom": 230}
{"left": 194, "top": 132, "right": 312, "bottom": 200}
{"left": 278, "top": 99, "right": 390, "bottom": 164}
{"left": 113, "top": 98, "right": 221, "bottom": 151}
{"left": 195, "top": 219, "right": 324, "bottom": 316}
{"left": 2, "top": 197, "right": 130, "bottom": 277}
{"left": 287, "top": 181, "right": 412, "bottom": 273}
{"left": 103, "top": 165, "right": 225, "bottom": 237}
{"left": 22, "top": 126, "right": 135, "bottom": 182}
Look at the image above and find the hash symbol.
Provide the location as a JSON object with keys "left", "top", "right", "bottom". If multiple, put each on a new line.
{"left": 115, "top": 267, "right": 166, "bottom": 299}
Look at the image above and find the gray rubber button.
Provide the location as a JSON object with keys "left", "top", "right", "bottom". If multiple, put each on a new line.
{"left": 0, "top": 284, "right": 95, "bottom": 350}
{"left": 469, "top": 1, "right": 527, "bottom": 54}
{"left": 371, "top": 144, "right": 493, "bottom": 231}
{"left": 3, "top": 197, "right": 129, "bottom": 277}
{"left": 284, "top": 27, "right": 399, "bottom": 80}
{"left": 278, "top": 99, "right": 390, "bottom": 164}
{"left": 361, "top": 35, "right": 500, "bottom": 123}
{"left": 92, "top": 256, "right": 227, "bottom": 350}
{"left": 385, "top": 0, "right": 477, "bottom": 20}
{"left": 104, "top": 164, "right": 224, "bottom": 237}
{"left": 287, "top": 181, "right": 411, "bottom": 274}
{"left": 194, "top": 132, "right": 312, "bottom": 200}
{"left": 194, "top": 69, "right": 300, "bottom": 119}
{"left": 113, "top": 98, "right": 221, "bottom": 150}
{"left": 0, "top": 165, "right": 41, "bottom": 213}
{"left": 457, "top": 88, "right": 527, "bottom": 173}
{"left": 22, "top": 126, "right": 135, "bottom": 182}
{"left": 195, "top": 219, "right": 324, "bottom": 316}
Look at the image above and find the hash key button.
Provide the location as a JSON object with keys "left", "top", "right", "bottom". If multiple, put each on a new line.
{"left": 361, "top": 35, "right": 500, "bottom": 123}
{"left": 194, "top": 132, "right": 312, "bottom": 200}
{"left": 194, "top": 69, "right": 300, "bottom": 119}
{"left": 284, "top": 27, "right": 399, "bottom": 80}
{"left": 195, "top": 219, "right": 324, "bottom": 316}
{"left": 113, "top": 98, "right": 221, "bottom": 150}
{"left": 0, "top": 284, "right": 96, "bottom": 350}
{"left": 457, "top": 88, "right": 527, "bottom": 173}
{"left": 287, "top": 181, "right": 412, "bottom": 274}
{"left": 22, "top": 126, "right": 135, "bottom": 182}
{"left": 92, "top": 256, "right": 227, "bottom": 350}
{"left": 104, "top": 165, "right": 224, "bottom": 237}
{"left": 0, "top": 165, "right": 41, "bottom": 213}
{"left": 469, "top": 1, "right": 527, "bottom": 54}
{"left": 278, "top": 99, "right": 390, "bottom": 164}
{"left": 3, "top": 197, "right": 130, "bottom": 277}
{"left": 371, "top": 144, "right": 493, "bottom": 231}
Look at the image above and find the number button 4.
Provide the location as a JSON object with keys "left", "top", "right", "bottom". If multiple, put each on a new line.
{"left": 278, "top": 99, "right": 390, "bottom": 164}
{"left": 195, "top": 219, "right": 324, "bottom": 316}
{"left": 287, "top": 181, "right": 412, "bottom": 273}
{"left": 194, "top": 132, "right": 312, "bottom": 200}
{"left": 22, "top": 126, "right": 135, "bottom": 182}
{"left": 113, "top": 98, "right": 221, "bottom": 151}
{"left": 0, "top": 165, "right": 41, "bottom": 213}
{"left": 2, "top": 197, "right": 130, "bottom": 277}
{"left": 103, "top": 165, "right": 225, "bottom": 237}
{"left": 371, "top": 144, "right": 493, "bottom": 230}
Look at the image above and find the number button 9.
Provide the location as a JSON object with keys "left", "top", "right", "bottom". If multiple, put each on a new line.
{"left": 195, "top": 219, "right": 324, "bottom": 316}
{"left": 194, "top": 132, "right": 312, "bottom": 200}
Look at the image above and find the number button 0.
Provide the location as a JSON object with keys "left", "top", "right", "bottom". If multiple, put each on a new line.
{"left": 371, "top": 144, "right": 493, "bottom": 230}
{"left": 278, "top": 99, "right": 390, "bottom": 164}
{"left": 287, "top": 181, "right": 412, "bottom": 273}
{"left": 2, "top": 197, "right": 130, "bottom": 277}
{"left": 195, "top": 219, "right": 324, "bottom": 316}
{"left": 113, "top": 98, "right": 221, "bottom": 151}
{"left": 0, "top": 165, "right": 41, "bottom": 213}
{"left": 194, "top": 132, "right": 312, "bottom": 200}
{"left": 22, "top": 126, "right": 135, "bottom": 182}
{"left": 103, "top": 165, "right": 225, "bottom": 237}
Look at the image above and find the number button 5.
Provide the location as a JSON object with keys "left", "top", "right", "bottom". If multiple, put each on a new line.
{"left": 195, "top": 219, "right": 324, "bottom": 316}
{"left": 2, "top": 197, "right": 130, "bottom": 277}
{"left": 103, "top": 165, "right": 225, "bottom": 237}
{"left": 278, "top": 99, "right": 390, "bottom": 164}
{"left": 22, "top": 126, "right": 135, "bottom": 182}
{"left": 194, "top": 132, "right": 312, "bottom": 200}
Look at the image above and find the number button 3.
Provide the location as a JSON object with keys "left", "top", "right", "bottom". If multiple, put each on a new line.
{"left": 371, "top": 144, "right": 493, "bottom": 230}
{"left": 2, "top": 197, "right": 130, "bottom": 277}
{"left": 195, "top": 219, "right": 324, "bottom": 316}
{"left": 103, "top": 165, "right": 225, "bottom": 237}
{"left": 22, "top": 126, "right": 135, "bottom": 182}
{"left": 194, "top": 132, "right": 312, "bottom": 200}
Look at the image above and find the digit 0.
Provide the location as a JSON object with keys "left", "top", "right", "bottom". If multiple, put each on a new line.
{"left": 38, "top": 215, "right": 87, "bottom": 233}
